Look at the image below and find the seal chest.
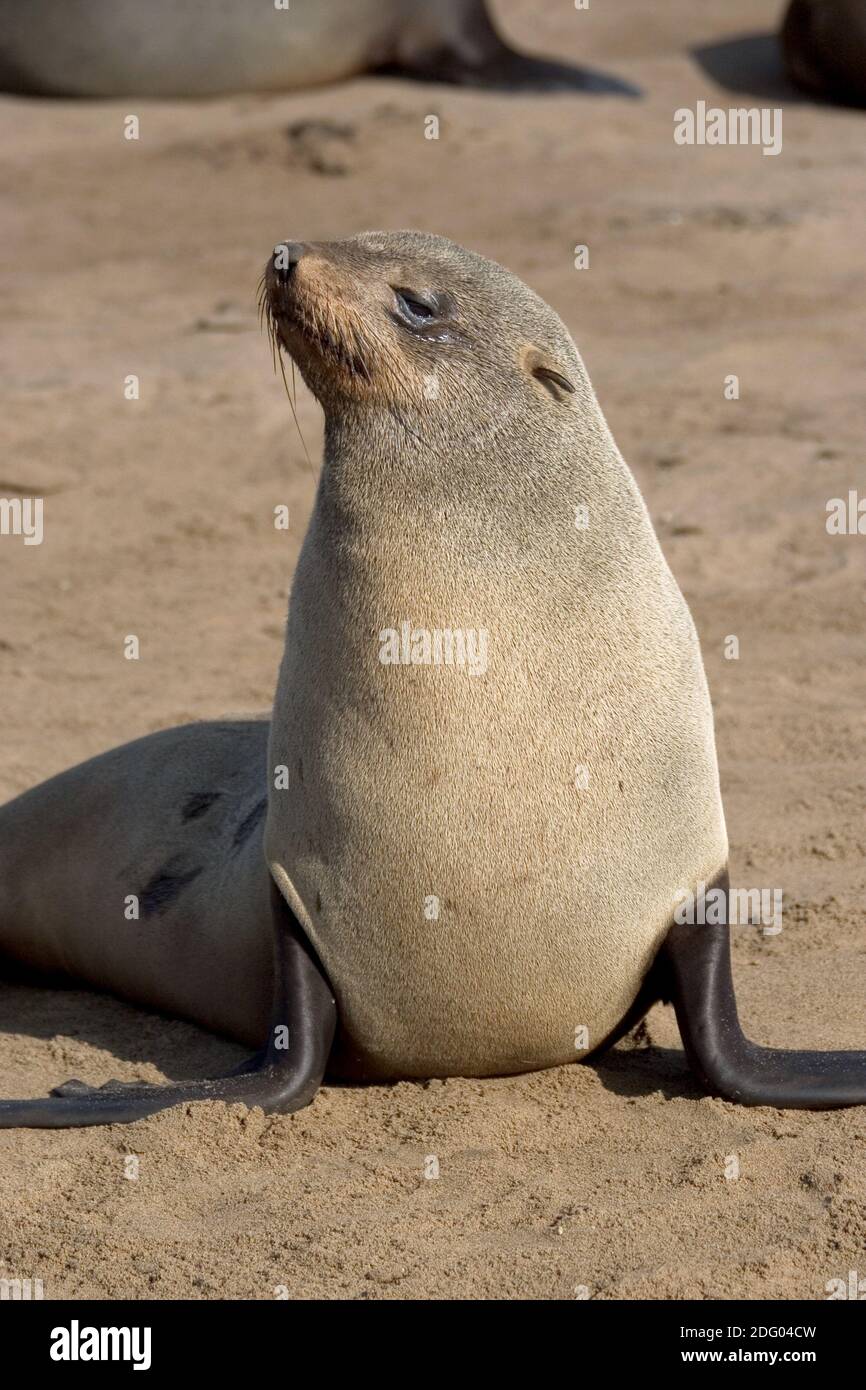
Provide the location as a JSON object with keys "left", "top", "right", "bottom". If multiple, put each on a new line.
{"left": 264, "top": 231, "right": 728, "bottom": 1081}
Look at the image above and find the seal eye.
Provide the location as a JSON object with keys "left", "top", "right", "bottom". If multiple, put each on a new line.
{"left": 392, "top": 288, "right": 437, "bottom": 325}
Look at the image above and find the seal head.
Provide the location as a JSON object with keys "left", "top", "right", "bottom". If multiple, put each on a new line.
{"left": 264, "top": 230, "right": 580, "bottom": 435}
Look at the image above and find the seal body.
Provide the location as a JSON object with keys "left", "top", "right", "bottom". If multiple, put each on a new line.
{"left": 0, "top": 721, "right": 274, "bottom": 1046}
{"left": 0, "top": 0, "right": 636, "bottom": 98}
{"left": 264, "top": 231, "right": 728, "bottom": 1080}
{"left": 782, "top": 0, "right": 866, "bottom": 107}
{"left": 0, "top": 0, "right": 392, "bottom": 97}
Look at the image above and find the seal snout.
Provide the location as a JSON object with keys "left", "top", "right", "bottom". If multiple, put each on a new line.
{"left": 272, "top": 240, "right": 305, "bottom": 285}
{"left": 262, "top": 237, "right": 373, "bottom": 390}
{"left": 263, "top": 240, "right": 311, "bottom": 356}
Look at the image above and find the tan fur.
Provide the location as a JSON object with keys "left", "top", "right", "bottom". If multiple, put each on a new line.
{"left": 265, "top": 231, "right": 728, "bottom": 1081}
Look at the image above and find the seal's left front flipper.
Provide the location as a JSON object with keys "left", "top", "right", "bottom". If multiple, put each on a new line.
{"left": 661, "top": 875, "right": 866, "bottom": 1109}
{"left": 0, "top": 885, "right": 337, "bottom": 1129}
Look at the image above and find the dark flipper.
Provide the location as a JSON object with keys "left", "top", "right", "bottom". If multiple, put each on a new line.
{"left": 662, "top": 871, "right": 866, "bottom": 1109}
{"left": 378, "top": 47, "right": 641, "bottom": 95}
{"left": 377, "top": 3, "right": 639, "bottom": 98}
{"left": 0, "top": 884, "right": 336, "bottom": 1129}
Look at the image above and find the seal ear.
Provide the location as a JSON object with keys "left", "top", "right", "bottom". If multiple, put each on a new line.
{"left": 524, "top": 347, "right": 575, "bottom": 402}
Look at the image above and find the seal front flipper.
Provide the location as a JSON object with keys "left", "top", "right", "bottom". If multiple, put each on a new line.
{"left": 0, "top": 885, "right": 337, "bottom": 1129}
{"left": 662, "top": 873, "right": 866, "bottom": 1109}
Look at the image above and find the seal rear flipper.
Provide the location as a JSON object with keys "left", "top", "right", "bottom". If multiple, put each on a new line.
{"left": 376, "top": 0, "right": 639, "bottom": 96}
{"left": 662, "top": 879, "right": 866, "bottom": 1109}
{"left": 0, "top": 885, "right": 337, "bottom": 1130}
{"left": 378, "top": 47, "right": 641, "bottom": 95}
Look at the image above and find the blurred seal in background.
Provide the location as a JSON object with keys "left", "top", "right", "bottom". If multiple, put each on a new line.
{"left": 0, "top": 0, "right": 639, "bottom": 98}
{"left": 782, "top": 0, "right": 866, "bottom": 106}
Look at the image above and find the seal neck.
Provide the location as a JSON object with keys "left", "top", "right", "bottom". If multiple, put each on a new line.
{"left": 319, "top": 408, "right": 458, "bottom": 515}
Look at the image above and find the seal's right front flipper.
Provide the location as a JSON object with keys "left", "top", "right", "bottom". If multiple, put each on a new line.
{"left": 0, "top": 885, "right": 337, "bottom": 1129}
{"left": 662, "top": 878, "right": 866, "bottom": 1110}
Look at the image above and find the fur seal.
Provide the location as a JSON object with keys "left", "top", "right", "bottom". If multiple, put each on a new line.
{"left": 782, "top": 0, "right": 866, "bottom": 107}
{"left": 0, "top": 0, "right": 638, "bottom": 98}
{"left": 0, "top": 231, "right": 864, "bottom": 1128}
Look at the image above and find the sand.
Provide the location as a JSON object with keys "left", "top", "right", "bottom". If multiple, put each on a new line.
{"left": 0, "top": 0, "right": 864, "bottom": 1300}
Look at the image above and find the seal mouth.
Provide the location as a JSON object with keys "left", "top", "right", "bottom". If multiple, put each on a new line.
{"left": 260, "top": 252, "right": 371, "bottom": 384}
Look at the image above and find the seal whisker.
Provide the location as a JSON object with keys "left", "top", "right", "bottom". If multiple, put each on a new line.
{"left": 277, "top": 344, "right": 316, "bottom": 481}
{"left": 388, "top": 406, "right": 435, "bottom": 455}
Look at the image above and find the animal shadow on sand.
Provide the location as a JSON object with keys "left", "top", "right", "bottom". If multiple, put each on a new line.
{"left": 0, "top": 966, "right": 703, "bottom": 1106}
{"left": 0, "top": 970, "right": 246, "bottom": 1088}
{"left": 691, "top": 30, "right": 814, "bottom": 104}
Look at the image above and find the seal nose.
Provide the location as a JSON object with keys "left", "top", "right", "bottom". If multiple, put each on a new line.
{"left": 273, "top": 240, "right": 305, "bottom": 284}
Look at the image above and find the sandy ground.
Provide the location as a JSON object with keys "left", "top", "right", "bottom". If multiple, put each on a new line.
{"left": 1, "top": 0, "right": 864, "bottom": 1300}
